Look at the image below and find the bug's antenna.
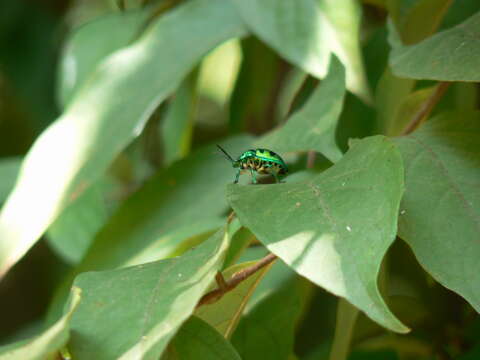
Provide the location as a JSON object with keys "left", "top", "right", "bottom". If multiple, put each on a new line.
{"left": 216, "top": 144, "right": 234, "bottom": 162}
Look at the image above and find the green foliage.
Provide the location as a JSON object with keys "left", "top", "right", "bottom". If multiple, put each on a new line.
{"left": 0, "top": 0, "right": 480, "bottom": 359}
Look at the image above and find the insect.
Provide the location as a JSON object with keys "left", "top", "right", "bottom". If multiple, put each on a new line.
{"left": 216, "top": 145, "right": 288, "bottom": 184}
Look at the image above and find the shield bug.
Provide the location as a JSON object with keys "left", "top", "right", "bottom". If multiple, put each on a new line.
{"left": 216, "top": 145, "right": 288, "bottom": 184}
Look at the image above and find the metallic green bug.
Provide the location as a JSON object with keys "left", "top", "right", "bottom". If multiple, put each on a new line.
{"left": 217, "top": 145, "right": 288, "bottom": 184}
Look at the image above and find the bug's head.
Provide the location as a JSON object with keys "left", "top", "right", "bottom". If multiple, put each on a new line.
{"left": 216, "top": 144, "right": 237, "bottom": 167}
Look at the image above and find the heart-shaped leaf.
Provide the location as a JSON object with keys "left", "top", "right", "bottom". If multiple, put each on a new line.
{"left": 228, "top": 136, "right": 408, "bottom": 332}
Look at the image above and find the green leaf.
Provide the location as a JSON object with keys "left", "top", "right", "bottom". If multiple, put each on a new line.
{"left": 58, "top": 9, "right": 149, "bottom": 107}
{"left": 389, "top": 11, "right": 480, "bottom": 81}
{"left": 195, "top": 260, "right": 272, "bottom": 338}
{"left": 78, "top": 136, "right": 252, "bottom": 271}
{"left": 0, "top": 0, "right": 248, "bottom": 279}
{"left": 163, "top": 316, "right": 241, "bottom": 360}
{"left": 0, "top": 157, "right": 21, "bottom": 204}
{"left": 230, "top": 0, "right": 370, "bottom": 102}
{"left": 228, "top": 136, "right": 408, "bottom": 333}
{"left": 69, "top": 225, "right": 232, "bottom": 360}
{"left": 0, "top": 286, "right": 81, "bottom": 360}
{"left": 394, "top": 111, "right": 480, "bottom": 314}
{"left": 258, "top": 56, "right": 346, "bottom": 163}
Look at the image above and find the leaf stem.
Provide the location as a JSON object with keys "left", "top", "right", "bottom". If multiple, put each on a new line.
{"left": 401, "top": 81, "right": 451, "bottom": 135}
{"left": 197, "top": 252, "right": 277, "bottom": 307}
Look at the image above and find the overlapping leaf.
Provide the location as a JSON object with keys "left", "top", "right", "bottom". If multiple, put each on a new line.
{"left": 69, "top": 225, "right": 232, "bottom": 360}
{"left": 258, "top": 56, "right": 346, "bottom": 163}
{"left": 394, "top": 111, "right": 480, "bottom": 312}
{"left": 228, "top": 136, "right": 408, "bottom": 332}
{"left": 389, "top": 11, "right": 480, "bottom": 81}
{"left": 230, "top": 0, "right": 370, "bottom": 102}
{"left": 0, "top": 0, "right": 248, "bottom": 279}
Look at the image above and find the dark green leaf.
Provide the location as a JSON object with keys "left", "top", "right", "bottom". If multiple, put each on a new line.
{"left": 228, "top": 136, "right": 408, "bottom": 332}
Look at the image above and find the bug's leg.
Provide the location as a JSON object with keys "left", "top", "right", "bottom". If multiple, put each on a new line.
{"left": 272, "top": 172, "right": 281, "bottom": 183}
{"left": 234, "top": 169, "right": 241, "bottom": 184}
{"left": 250, "top": 169, "right": 258, "bottom": 184}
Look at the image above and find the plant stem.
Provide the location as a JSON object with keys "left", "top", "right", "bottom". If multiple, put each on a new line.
{"left": 197, "top": 252, "right": 277, "bottom": 307}
{"left": 401, "top": 81, "right": 451, "bottom": 135}
{"left": 328, "top": 299, "right": 360, "bottom": 360}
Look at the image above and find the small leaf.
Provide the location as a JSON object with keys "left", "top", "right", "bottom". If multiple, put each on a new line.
{"left": 259, "top": 56, "right": 346, "bottom": 163}
{"left": 389, "top": 11, "right": 480, "bottom": 81}
{"left": 228, "top": 136, "right": 408, "bottom": 332}
{"left": 0, "top": 286, "right": 81, "bottom": 360}
{"left": 230, "top": 0, "right": 370, "bottom": 102}
{"left": 195, "top": 260, "right": 272, "bottom": 338}
{"left": 69, "top": 225, "right": 233, "bottom": 360}
{"left": 0, "top": 0, "right": 248, "bottom": 279}
{"left": 163, "top": 316, "right": 241, "bottom": 360}
{"left": 394, "top": 111, "right": 480, "bottom": 314}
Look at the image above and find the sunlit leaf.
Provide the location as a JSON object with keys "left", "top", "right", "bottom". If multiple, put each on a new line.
{"left": 0, "top": 0, "right": 248, "bottom": 279}
{"left": 228, "top": 136, "right": 408, "bottom": 332}
{"left": 230, "top": 0, "right": 370, "bottom": 102}
{"left": 0, "top": 287, "right": 81, "bottom": 360}
{"left": 58, "top": 9, "right": 149, "bottom": 106}
{"left": 394, "top": 111, "right": 480, "bottom": 314}
{"left": 69, "top": 225, "right": 232, "bottom": 359}
{"left": 259, "top": 56, "right": 345, "bottom": 163}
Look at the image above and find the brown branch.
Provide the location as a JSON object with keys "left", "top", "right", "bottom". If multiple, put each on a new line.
{"left": 306, "top": 151, "right": 317, "bottom": 169}
{"left": 401, "top": 81, "right": 451, "bottom": 135}
{"left": 197, "top": 253, "right": 278, "bottom": 307}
